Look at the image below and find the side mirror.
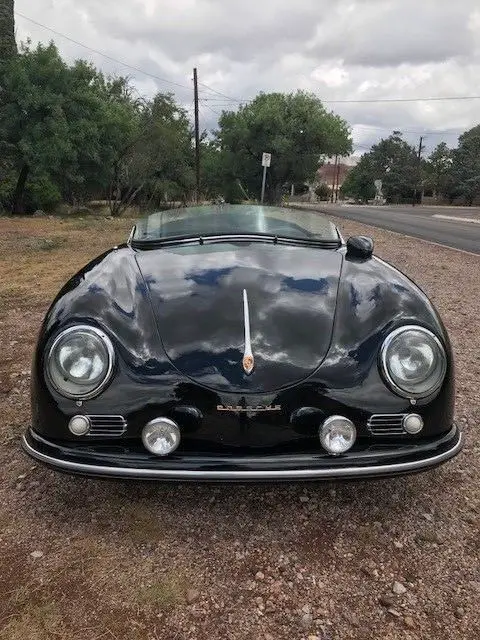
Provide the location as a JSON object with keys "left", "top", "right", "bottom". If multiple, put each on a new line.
{"left": 346, "top": 236, "right": 374, "bottom": 260}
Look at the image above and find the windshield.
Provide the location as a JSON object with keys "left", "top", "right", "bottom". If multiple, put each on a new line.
{"left": 132, "top": 205, "right": 339, "bottom": 244}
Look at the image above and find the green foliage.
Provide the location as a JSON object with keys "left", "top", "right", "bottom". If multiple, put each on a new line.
{"left": 1, "top": 43, "right": 67, "bottom": 212}
{"left": 0, "top": 42, "right": 194, "bottom": 215}
{"left": 215, "top": 91, "right": 351, "bottom": 203}
{"left": 422, "top": 132, "right": 480, "bottom": 204}
{"left": 341, "top": 132, "right": 418, "bottom": 203}
{"left": 109, "top": 93, "right": 194, "bottom": 215}
{"left": 11, "top": 36, "right": 480, "bottom": 214}
{"left": 314, "top": 183, "right": 331, "bottom": 200}
{"left": 423, "top": 142, "right": 454, "bottom": 200}
{"left": 200, "top": 141, "right": 225, "bottom": 198}
{"left": 0, "top": 0, "right": 16, "bottom": 63}
{"left": 341, "top": 155, "right": 376, "bottom": 202}
{"left": 449, "top": 126, "right": 480, "bottom": 204}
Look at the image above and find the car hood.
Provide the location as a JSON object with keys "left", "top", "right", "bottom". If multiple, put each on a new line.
{"left": 135, "top": 242, "right": 343, "bottom": 393}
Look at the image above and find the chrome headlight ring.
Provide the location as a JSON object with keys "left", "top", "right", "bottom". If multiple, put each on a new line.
{"left": 45, "top": 325, "right": 115, "bottom": 400}
{"left": 380, "top": 325, "right": 447, "bottom": 399}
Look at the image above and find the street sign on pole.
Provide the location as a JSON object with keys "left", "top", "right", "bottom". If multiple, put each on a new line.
{"left": 261, "top": 152, "right": 271, "bottom": 203}
{"left": 262, "top": 152, "right": 271, "bottom": 167}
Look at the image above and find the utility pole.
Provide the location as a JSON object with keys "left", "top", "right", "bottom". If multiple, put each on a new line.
{"left": 331, "top": 155, "right": 338, "bottom": 203}
{"left": 335, "top": 157, "right": 341, "bottom": 202}
{"left": 193, "top": 67, "right": 200, "bottom": 203}
{"left": 412, "top": 136, "right": 424, "bottom": 207}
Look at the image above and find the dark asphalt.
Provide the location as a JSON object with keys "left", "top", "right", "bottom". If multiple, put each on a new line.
{"left": 310, "top": 205, "right": 480, "bottom": 255}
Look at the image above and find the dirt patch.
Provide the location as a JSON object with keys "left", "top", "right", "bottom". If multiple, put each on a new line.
{"left": 0, "top": 215, "right": 478, "bottom": 640}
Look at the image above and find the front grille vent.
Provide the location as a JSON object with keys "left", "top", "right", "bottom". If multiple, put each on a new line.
{"left": 86, "top": 415, "right": 127, "bottom": 437}
{"left": 367, "top": 414, "right": 406, "bottom": 436}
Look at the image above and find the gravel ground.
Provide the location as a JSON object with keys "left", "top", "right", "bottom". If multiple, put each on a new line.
{"left": 0, "top": 215, "right": 478, "bottom": 640}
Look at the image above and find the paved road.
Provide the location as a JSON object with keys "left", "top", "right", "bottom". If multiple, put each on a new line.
{"left": 302, "top": 204, "right": 480, "bottom": 255}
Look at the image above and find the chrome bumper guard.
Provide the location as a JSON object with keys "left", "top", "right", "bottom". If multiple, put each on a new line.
{"left": 22, "top": 425, "right": 463, "bottom": 481}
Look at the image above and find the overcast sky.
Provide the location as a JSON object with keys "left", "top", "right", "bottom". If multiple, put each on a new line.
{"left": 14, "top": 0, "right": 480, "bottom": 156}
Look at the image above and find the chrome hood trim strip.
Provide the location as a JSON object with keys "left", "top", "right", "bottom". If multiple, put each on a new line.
{"left": 242, "top": 288, "right": 254, "bottom": 374}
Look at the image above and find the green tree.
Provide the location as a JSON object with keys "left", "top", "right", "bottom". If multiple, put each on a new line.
{"left": 449, "top": 125, "right": 480, "bottom": 205}
{"left": 424, "top": 142, "right": 454, "bottom": 200}
{"left": 341, "top": 132, "right": 418, "bottom": 204}
{"left": 1, "top": 43, "right": 72, "bottom": 212}
{"left": 314, "top": 183, "right": 331, "bottom": 200}
{"left": 200, "top": 141, "right": 225, "bottom": 199}
{"left": 0, "top": 42, "right": 142, "bottom": 213}
{"left": 341, "top": 155, "right": 376, "bottom": 203}
{"left": 216, "top": 91, "right": 351, "bottom": 203}
{"left": 0, "top": 0, "right": 16, "bottom": 63}
{"left": 109, "top": 93, "right": 194, "bottom": 215}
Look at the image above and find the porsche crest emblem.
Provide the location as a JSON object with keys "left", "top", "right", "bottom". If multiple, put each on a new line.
{"left": 242, "top": 354, "right": 254, "bottom": 375}
{"left": 242, "top": 289, "right": 254, "bottom": 375}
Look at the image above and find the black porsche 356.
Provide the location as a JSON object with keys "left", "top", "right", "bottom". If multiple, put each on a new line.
{"left": 23, "top": 205, "right": 462, "bottom": 480}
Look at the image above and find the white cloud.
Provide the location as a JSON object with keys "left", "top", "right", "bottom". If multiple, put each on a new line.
{"left": 14, "top": 0, "right": 480, "bottom": 154}
{"left": 311, "top": 64, "right": 349, "bottom": 88}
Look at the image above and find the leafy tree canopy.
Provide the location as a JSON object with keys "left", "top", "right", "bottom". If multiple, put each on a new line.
{"left": 215, "top": 91, "right": 351, "bottom": 202}
{"left": 341, "top": 132, "right": 418, "bottom": 204}
{"left": 423, "top": 142, "right": 455, "bottom": 200}
{"left": 0, "top": 41, "right": 194, "bottom": 214}
{"left": 0, "top": 0, "right": 16, "bottom": 64}
{"left": 449, "top": 125, "right": 480, "bottom": 205}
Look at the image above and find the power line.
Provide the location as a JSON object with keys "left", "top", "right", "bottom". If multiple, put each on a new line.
{"left": 187, "top": 94, "right": 480, "bottom": 106}
{"left": 200, "top": 101, "right": 223, "bottom": 117}
{"left": 324, "top": 95, "right": 480, "bottom": 104}
{"left": 197, "top": 81, "right": 244, "bottom": 103}
{"left": 171, "top": 93, "right": 480, "bottom": 106}
{"left": 352, "top": 124, "right": 464, "bottom": 135}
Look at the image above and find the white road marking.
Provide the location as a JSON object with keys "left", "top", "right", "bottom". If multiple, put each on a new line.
{"left": 433, "top": 214, "right": 480, "bottom": 224}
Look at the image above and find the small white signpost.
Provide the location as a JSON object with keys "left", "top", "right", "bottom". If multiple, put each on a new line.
{"left": 261, "top": 152, "right": 271, "bottom": 203}
{"left": 262, "top": 152, "right": 271, "bottom": 167}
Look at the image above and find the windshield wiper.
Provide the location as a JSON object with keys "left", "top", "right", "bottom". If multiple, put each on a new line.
{"left": 131, "top": 233, "right": 341, "bottom": 250}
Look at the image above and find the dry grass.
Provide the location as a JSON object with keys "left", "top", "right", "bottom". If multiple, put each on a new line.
{"left": 0, "top": 214, "right": 479, "bottom": 640}
{"left": 0, "top": 603, "right": 65, "bottom": 640}
{"left": 0, "top": 217, "right": 133, "bottom": 312}
{"left": 137, "top": 574, "right": 188, "bottom": 609}
{"left": 115, "top": 503, "right": 167, "bottom": 546}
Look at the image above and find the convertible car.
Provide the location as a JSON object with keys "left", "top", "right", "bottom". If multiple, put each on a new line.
{"left": 23, "top": 204, "right": 462, "bottom": 480}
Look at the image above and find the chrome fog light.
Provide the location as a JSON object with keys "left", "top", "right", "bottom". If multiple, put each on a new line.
{"left": 319, "top": 416, "right": 356, "bottom": 455}
{"left": 68, "top": 415, "right": 91, "bottom": 436}
{"left": 403, "top": 413, "right": 424, "bottom": 434}
{"left": 142, "top": 418, "right": 180, "bottom": 456}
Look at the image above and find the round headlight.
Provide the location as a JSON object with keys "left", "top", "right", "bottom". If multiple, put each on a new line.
{"left": 319, "top": 416, "right": 356, "bottom": 455}
{"left": 380, "top": 326, "right": 446, "bottom": 398}
{"left": 46, "top": 325, "right": 114, "bottom": 399}
{"left": 142, "top": 418, "right": 180, "bottom": 456}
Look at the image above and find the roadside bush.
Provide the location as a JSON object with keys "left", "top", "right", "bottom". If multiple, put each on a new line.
{"left": 315, "top": 183, "right": 331, "bottom": 200}
{"left": 25, "top": 174, "right": 62, "bottom": 213}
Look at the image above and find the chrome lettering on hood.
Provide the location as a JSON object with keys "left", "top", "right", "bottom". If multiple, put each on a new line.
{"left": 217, "top": 404, "right": 281, "bottom": 412}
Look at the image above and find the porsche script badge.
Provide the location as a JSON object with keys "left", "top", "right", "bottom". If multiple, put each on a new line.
{"left": 242, "top": 289, "right": 254, "bottom": 374}
{"left": 217, "top": 404, "right": 281, "bottom": 412}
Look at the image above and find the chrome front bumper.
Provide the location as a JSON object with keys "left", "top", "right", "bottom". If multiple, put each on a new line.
{"left": 22, "top": 425, "right": 463, "bottom": 481}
